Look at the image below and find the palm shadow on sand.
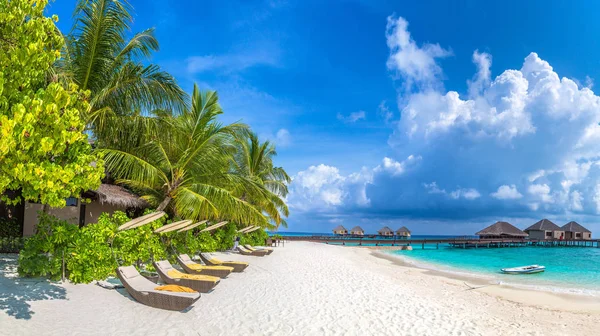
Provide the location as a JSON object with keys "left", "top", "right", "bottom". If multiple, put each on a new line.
{"left": 0, "top": 254, "right": 67, "bottom": 320}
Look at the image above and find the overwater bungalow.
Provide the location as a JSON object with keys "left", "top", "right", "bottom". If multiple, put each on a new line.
{"left": 561, "top": 221, "right": 592, "bottom": 240}
{"left": 396, "top": 226, "right": 411, "bottom": 238}
{"left": 332, "top": 225, "right": 348, "bottom": 235}
{"left": 349, "top": 226, "right": 364, "bottom": 236}
{"left": 3, "top": 184, "right": 147, "bottom": 236}
{"left": 378, "top": 226, "right": 394, "bottom": 236}
{"left": 476, "top": 221, "right": 527, "bottom": 239}
{"left": 524, "top": 219, "right": 564, "bottom": 240}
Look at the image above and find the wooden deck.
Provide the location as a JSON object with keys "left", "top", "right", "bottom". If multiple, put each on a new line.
{"left": 284, "top": 235, "right": 600, "bottom": 249}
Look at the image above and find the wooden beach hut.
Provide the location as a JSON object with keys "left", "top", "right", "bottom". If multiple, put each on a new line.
{"left": 395, "top": 226, "right": 411, "bottom": 238}
{"left": 378, "top": 226, "right": 394, "bottom": 236}
{"left": 524, "top": 219, "right": 564, "bottom": 240}
{"left": 561, "top": 221, "right": 592, "bottom": 240}
{"left": 349, "top": 226, "right": 364, "bottom": 236}
{"left": 476, "top": 221, "right": 527, "bottom": 239}
{"left": 332, "top": 225, "right": 348, "bottom": 235}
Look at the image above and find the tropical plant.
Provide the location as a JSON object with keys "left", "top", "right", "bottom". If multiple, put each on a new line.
{"left": 232, "top": 132, "right": 291, "bottom": 228}
{"left": 99, "top": 85, "right": 269, "bottom": 226}
{"left": 240, "top": 229, "right": 269, "bottom": 247}
{"left": 0, "top": 0, "right": 104, "bottom": 207}
{"left": 56, "top": 0, "right": 186, "bottom": 140}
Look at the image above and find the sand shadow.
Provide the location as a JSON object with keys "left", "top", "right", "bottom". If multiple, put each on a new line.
{"left": 0, "top": 254, "right": 67, "bottom": 320}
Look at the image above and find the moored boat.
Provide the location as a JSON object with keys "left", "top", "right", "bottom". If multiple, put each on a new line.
{"left": 501, "top": 265, "right": 545, "bottom": 274}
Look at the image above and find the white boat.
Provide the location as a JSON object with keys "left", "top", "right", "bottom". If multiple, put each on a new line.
{"left": 501, "top": 265, "right": 545, "bottom": 274}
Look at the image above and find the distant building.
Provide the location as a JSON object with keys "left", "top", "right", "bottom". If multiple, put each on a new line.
{"left": 378, "top": 226, "right": 394, "bottom": 236}
{"left": 476, "top": 221, "right": 527, "bottom": 239}
{"left": 524, "top": 219, "right": 564, "bottom": 240}
{"left": 561, "top": 221, "right": 592, "bottom": 240}
{"left": 396, "top": 226, "right": 411, "bottom": 238}
{"left": 332, "top": 225, "right": 348, "bottom": 235}
{"left": 349, "top": 226, "right": 364, "bottom": 236}
{"left": 4, "top": 184, "right": 147, "bottom": 236}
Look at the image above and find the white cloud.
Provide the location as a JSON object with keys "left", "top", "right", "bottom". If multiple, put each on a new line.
{"left": 450, "top": 188, "right": 481, "bottom": 200}
{"left": 378, "top": 101, "right": 394, "bottom": 123}
{"left": 423, "top": 181, "right": 446, "bottom": 194}
{"left": 528, "top": 184, "right": 553, "bottom": 203}
{"left": 275, "top": 128, "right": 291, "bottom": 147}
{"left": 289, "top": 164, "right": 346, "bottom": 210}
{"left": 570, "top": 190, "right": 584, "bottom": 211}
{"left": 528, "top": 170, "right": 546, "bottom": 183}
{"left": 374, "top": 155, "right": 422, "bottom": 176}
{"left": 490, "top": 185, "right": 523, "bottom": 200}
{"left": 337, "top": 111, "right": 366, "bottom": 123}
{"left": 385, "top": 15, "right": 451, "bottom": 90}
{"left": 186, "top": 43, "right": 281, "bottom": 74}
{"left": 467, "top": 50, "right": 492, "bottom": 97}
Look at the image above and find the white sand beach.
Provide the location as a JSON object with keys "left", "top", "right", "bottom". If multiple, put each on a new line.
{"left": 2, "top": 242, "right": 600, "bottom": 336}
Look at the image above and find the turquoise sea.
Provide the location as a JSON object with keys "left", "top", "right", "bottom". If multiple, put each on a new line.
{"left": 392, "top": 245, "right": 600, "bottom": 295}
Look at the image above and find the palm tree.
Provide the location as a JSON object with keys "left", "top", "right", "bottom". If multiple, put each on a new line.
{"left": 231, "top": 132, "right": 291, "bottom": 228}
{"left": 98, "top": 85, "right": 268, "bottom": 226}
{"left": 56, "top": 0, "right": 186, "bottom": 140}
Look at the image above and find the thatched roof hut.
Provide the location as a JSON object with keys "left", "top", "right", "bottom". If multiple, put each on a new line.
{"left": 396, "top": 226, "right": 411, "bottom": 237}
{"left": 524, "top": 219, "right": 563, "bottom": 239}
{"left": 562, "top": 221, "right": 591, "bottom": 233}
{"left": 476, "top": 221, "right": 527, "bottom": 239}
{"left": 378, "top": 226, "right": 394, "bottom": 236}
{"left": 524, "top": 219, "right": 561, "bottom": 232}
{"left": 350, "top": 226, "right": 364, "bottom": 235}
{"left": 332, "top": 225, "right": 347, "bottom": 235}
{"left": 561, "top": 221, "right": 592, "bottom": 240}
{"left": 87, "top": 184, "right": 147, "bottom": 208}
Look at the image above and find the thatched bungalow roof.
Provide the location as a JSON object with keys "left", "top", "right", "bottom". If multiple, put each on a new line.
{"left": 476, "top": 221, "right": 527, "bottom": 237}
{"left": 396, "top": 226, "right": 411, "bottom": 234}
{"left": 332, "top": 225, "right": 347, "bottom": 233}
{"left": 90, "top": 184, "right": 147, "bottom": 208}
{"left": 350, "top": 226, "right": 364, "bottom": 233}
{"left": 524, "top": 219, "right": 561, "bottom": 232}
{"left": 378, "top": 226, "right": 394, "bottom": 234}
{"left": 561, "top": 221, "right": 591, "bottom": 233}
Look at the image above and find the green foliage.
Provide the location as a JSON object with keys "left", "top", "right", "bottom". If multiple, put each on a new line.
{"left": 213, "top": 223, "right": 238, "bottom": 251}
{"left": 18, "top": 212, "right": 253, "bottom": 283}
{"left": 0, "top": 217, "right": 21, "bottom": 237}
{"left": 57, "top": 0, "right": 187, "bottom": 139}
{"left": 99, "top": 85, "right": 270, "bottom": 226}
{"left": 18, "top": 213, "right": 78, "bottom": 279}
{"left": 241, "top": 230, "right": 269, "bottom": 247}
{"left": 0, "top": 0, "right": 104, "bottom": 207}
{"left": 0, "top": 237, "right": 27, "bottom": 253}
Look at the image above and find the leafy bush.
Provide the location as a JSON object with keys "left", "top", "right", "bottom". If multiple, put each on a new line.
{"left": 18, "top": 212, "right": 266, "bottom": 283}
{"left": 0, "top": 217, "right": 21, "bottom": 238}
{"left": 213, "top": 223, "right": 238, "bottom": 251}
{"left": 18, "top": 213, "right": 79, "bottom": 279}
{"left": 241, "top": 229, "right": 269, "bottom": 246}
{"left": 0, "top": 236, "right": 27, "bottom": 253}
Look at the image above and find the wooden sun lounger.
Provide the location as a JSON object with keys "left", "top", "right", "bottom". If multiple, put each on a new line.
{"left": 237, "top": 245, "right": 268, "bottom": 256}
{"left": 244, "top": 244, "right": 274, "bottom": 255}
{"left": 176, "top": 254, "right": 233, "bottom": 278}
{"left": 116, "top": 266, "right": 200, "bottom": 311}
{"left": 198, "top": 253, "right": 249, "bottom": 272}
{"left": 153, "top": 260, "right": 220, "bottom": 293}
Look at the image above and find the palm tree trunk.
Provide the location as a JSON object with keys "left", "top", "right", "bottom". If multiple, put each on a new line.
{"left": 156, "top": 196, "right": 171, "bottom": 212}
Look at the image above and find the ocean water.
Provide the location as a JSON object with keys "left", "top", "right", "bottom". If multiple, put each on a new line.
{"left": 393, "top": 245, "right": 600, "bottom": 295}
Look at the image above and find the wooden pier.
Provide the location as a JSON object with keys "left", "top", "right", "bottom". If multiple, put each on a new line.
{"left": 284, "top": 235, "right": 600, "bottom": 249}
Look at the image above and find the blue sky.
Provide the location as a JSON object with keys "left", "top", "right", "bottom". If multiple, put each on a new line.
{"left": 49, "top": 0, "right": 600, "bottom": 235}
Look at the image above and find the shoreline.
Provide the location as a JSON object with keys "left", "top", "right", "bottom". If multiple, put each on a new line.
{"left": 366, "top": 246, "right": 600, "bottom": 313}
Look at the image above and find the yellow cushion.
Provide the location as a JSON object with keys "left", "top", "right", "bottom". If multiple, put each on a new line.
{"left": 209, "top": 258, "right": 248, "bottom": 266}
{"left": 187, "top": 263, "right": 231, "bottom": 271}
{"left": 167, "top": 269, "right": 219, "bottom": 283}
{"left": 154, "top": 285, "right": 197, "bottom": 293}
